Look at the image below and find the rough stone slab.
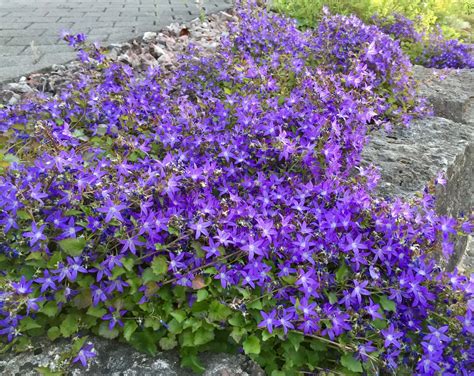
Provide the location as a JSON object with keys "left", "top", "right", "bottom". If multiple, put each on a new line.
{"left": 0, "top": 337, "right": 265, "bottom": 376}
{"left": 363, "top": 67, "right": 474, "bottom": 271}
{"left": 414, "top": 65, "right": 474, "bottom": 126}
{"left": 362, "top": 117, "right": 473, "bottom": 269}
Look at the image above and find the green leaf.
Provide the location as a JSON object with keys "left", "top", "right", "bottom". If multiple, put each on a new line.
{"left": 71, "top": 336, "right": 88, "bottom": 353}
{"left": 379, "top": 295, "right": 396, "bottom": 312}
{"left": 58, "top": 237, "right": 86, "bottom": 256}
{"left": 336, "top": 262, "right": 349, "bottom": 282}
{"left": 247, "top": 300, "right": 263, "bottom": 310}
{"left": 151, "top": 256, "right": 168, "bottom": 276}
{"left": 181, "top": 351, "right": 205, "bottom": 374}
{"left": 122, "top": 257, "right": 135, "bottom": 271}
{"left": 310, "top": 340, "right": 327, "bottom": 352}
{"left": 41, "top": 301, "right": 59, "bottom": 318}
{"left": 124, "top": 321, "right": 138, "bottom": 341}
{"left": 196, "top": 289, "right": 208, "bottom": 302}
{"left": 142, "top": 267, "right": 160, "bottom": 283}
{"left": 243, "top": 335, "right": 261, "bottom": 355}
{"left": 341, "top": 354, "right": 363, "bottom": 373}
{"left": 181, "top": 330, "right": 194, "bottom": 347}
{"left": 47, "top": 327, "right": 61, "bottom": 341}
{"left": 170, "top": 310, "right": 186, "bottom": 324}
{"left": 271, "top": 371, "right": 286, "bottom": 376}
{"left": 193, "top": 327, "right": 215, "bottom": 346}
{"left": 372, "top": 319, "right": 387, "bottom": 330}
{"left": 288, "top": 332, "right": 303, "bottom": 351}
{"left": 168, "top": 319, "right": 183, "bottom": 334}
{"left": 230, "top": 326, "right": 246, "bottom": 343}
{"left": 98, "top": 322, "right": 119, "bottom": 339}
{"left": 129, "top": 330, "right": 157, "bottom": 356}
{"left": 60, "top": 314, "right": 79, "bottom": 337}
{"left": 159, "top": 335, "right": 178, "bottom": 350}
{"left": 208, "top": 300, "right": 232, "bottom": 322}
{"left": 36, "top": 367, "right": 63, "bottom": 376}
{"left": 87, "top": 305, "right": 107, "bottom": 318}
{"left": 262, "top": 330, "right": 275, "bottom": 341}
{"left": 20, "top": 317, "right": 41, "bottom": 331}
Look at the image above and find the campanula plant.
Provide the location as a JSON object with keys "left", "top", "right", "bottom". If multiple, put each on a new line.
{"left": 0, "top": 3, "right": 472, "bottom": 375}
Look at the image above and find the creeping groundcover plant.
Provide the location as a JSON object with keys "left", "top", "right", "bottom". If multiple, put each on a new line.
{"left": 0, "top": 3, "right": 473, "bottom": 375}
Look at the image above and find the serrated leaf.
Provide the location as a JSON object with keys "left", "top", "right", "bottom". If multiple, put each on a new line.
{"left": 196, "top": 289, "right": 208, "bottom": 302}
{"left": 123, "top": 320, "right": 138, "bottom": 341}
{"left": 341, "top": 354, "right": 363, "bottom": 373}
{"left": 98, "top": 322, "right": 119, "bottom": 339}
{"left": 372, "top": 319, "right": 387, "bottom": 329}
{"left": 243, "top": 335, "right": 261, "bottom": 355}
{"left": 58, "top": 237, "right": 86, "bottom": 256}
{"left": 36, "top": 367, "right": 63, "bottom": 376}
{"left": 336, "top": 262, "right": 349, "bottom": 282}
{"left": 379, "top": 295, "right": 396, "bottom": 312}
{"left": 87, "top": 305, "right": 107, "bottom": 318}
{"left": 159, "top": 335, "right": 178, "bottom": 350}
{"left": 129, "top": 331, "right": 157, "bottom": 356}
{"left": 151, "top": 256, "right": 168, "bottom": 276}
{"left": 288, "top": 332, "right": 303, "bottom": 351}
{"left": 181, "top": 352, "right": 205, "bottom": 374}
{"left": 142, "top": 267, "right": 159, "bottom": 283}
{"left": 193, "top": 327, "right": 215, "bottom": 346}
{"left": 47, "top": 326, "right": 61, "bottom": 341}
{"left": 122, "top": 257, "right": 135, "bottom": 271}
{"left": 247, "top": 300, "right": 263, "bottom": 310}
{"left": 168, "top": 318, "right": 183, "bottom": 334}
{"left": 230, "top": 327, "right": 246, "bottom": 343}
{"left": 208, "top": 300, "right": 232, "bottom": 322}
{"left": 42, "top": 301, "right": 59, "bottom": 318}
{"left": 60, "top": 314, "right": 79, "bottom": 337}
{"left": 170, "top": 310, "right": 186, "bottom": 323}
{"left": 20, "top": 317, "right": 41, "bottom": 331}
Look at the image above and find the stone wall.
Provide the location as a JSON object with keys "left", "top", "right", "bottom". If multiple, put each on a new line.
{"left": 362, "top": 66, "right": 474, "bottom": 271}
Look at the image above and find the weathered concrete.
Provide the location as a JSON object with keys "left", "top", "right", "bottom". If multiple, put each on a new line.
{"left": 0, "top": 0, "right": 232, "bottom": 83}
{"left": 363, "top": 67, "right": 474, "bottom": 271}
{"left": 0, "top": 336, "right": 265, "bottom": 376}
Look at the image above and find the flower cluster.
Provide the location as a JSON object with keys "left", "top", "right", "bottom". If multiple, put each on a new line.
{"left": 415, "top": 28, "right": 474, "bottom": 69}
{"left": 0, "top": 4, "right": 472, "bottom": 375}
{"left": 373, "top": 14, "right": 474, "bottom": 69}
{"left": 373, "top": 13, "right": 423, "bottom": 44}
{"left": 309, "top": 10, "right": 430, "bottom": 128}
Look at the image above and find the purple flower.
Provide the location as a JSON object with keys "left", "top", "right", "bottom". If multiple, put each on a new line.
{"left": 457, "top": 310, "right": 474, "bottom": 334}
{"left": 423, "top": 325, "right": 451, "bottom": 344}
{"left": 258, "top": 310, "right": 277, "bottom": 333}
{"left": 278, "top": 313, "right": 295, "bottom": 334}
{"left": 190, "top": 217, "right": 212, "bottom": 239}
{"left": 365, "top": 300, "right": 383, "bottom": 320}
{"left": 351, "top": 280, "right": 370, "bottom": 304}
{"left": 102, "top": 307, "right": 127, "bottom": 330}
{"left": 97, "top": 200, "right": 127, "bottom": 223}
{"left": 34, "top": 270, "right": 57, "bottom": 292}
{"left": 90, "top": 285, "right": 107, "bottom": 306}
{"left": 23, "top": 222, "right": 47, "bottom": 246}
{"left": 73, "top": 342, "right": 96, "bottom": 367}
{"left": 382, "top": 325, "right": 403, "bottom": 348}
{"left": 11, "top": 276, "right": 33, "bottom": 295}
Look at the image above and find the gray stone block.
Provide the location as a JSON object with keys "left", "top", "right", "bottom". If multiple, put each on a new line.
{"left": 362, "top": 67, "right": 474, "bottom": 271}
{"left": 0, "top": 337, "right": 265, "bottom": 376}
{"left": 414, "top": 65, "right": 474, "bottom": 126}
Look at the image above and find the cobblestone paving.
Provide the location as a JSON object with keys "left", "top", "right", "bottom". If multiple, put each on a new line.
{"left": 0, "top": 0, "right": 231, "bottom": 82}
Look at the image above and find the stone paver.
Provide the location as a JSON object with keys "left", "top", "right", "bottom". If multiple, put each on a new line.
{"left": 0, "top": 0, "right": 231, "bottom": 82}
